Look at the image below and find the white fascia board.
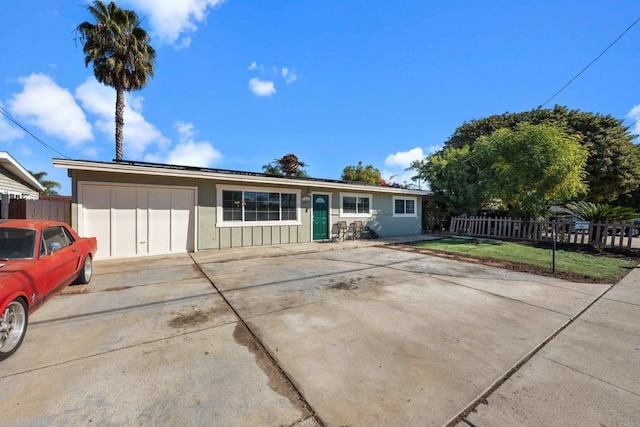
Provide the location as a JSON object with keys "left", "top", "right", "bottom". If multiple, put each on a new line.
{"left": 0, "top": 151, "right": 45, "bottom": 191}
{"left": 53, "top": 159, "right": 431, "bottom": 196}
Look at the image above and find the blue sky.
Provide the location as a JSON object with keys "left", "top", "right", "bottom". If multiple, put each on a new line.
{"left": 1, "top": 0, "right": 639, "bottom": 195}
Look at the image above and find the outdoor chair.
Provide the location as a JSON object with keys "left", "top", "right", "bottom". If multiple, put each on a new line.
{"left": 346, "top": 222, "right": 359, "bottom": 240}
{"left": 332, "top": 221, "right": 347, "bottom": 241}
{"left": 331, "top": 223, "right": 341, "bottom": 241}
{"left": 353, "top": 221, "right": 363, "bottom": 239}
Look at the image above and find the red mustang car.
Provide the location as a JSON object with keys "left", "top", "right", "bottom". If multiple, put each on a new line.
{"left": 0, "top": 220, "right": 97, "bottom": 361}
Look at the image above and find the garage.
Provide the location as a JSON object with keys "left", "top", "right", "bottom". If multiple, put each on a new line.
{"left": 78, "top": 183, "right": 196, "bottom": 259}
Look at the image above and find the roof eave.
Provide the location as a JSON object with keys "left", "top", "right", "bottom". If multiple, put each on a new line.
{"left": 0, "top": 152, "right": 45, "bottom": 192}
{"left": 53, "top": 159, "right": 431, "bottom": 196}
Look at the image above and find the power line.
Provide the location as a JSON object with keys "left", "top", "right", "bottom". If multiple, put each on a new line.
{"left": 456, "top": 16, "right": 640, "bottom": 165}
{"left": 541, "top": 16, "right": 640, "bottom": 108}
{"left": 0, "top": 105, "right": 70, "bottom": 159}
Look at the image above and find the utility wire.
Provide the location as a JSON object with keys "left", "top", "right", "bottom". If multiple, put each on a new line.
{"left": 541, "top": 16, "right": 640, "bottom": 108}
{"left": 457, "top": 16, "right": 640, "bottom": 164}
{"left": 0, "top": 105, "right": 70, "bottom": 159}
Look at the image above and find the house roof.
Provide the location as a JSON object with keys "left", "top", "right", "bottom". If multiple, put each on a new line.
{"left": 53, "top": 158, "right": 431, "bottom": 196}
{"left": 0, "top": 152, "right": 45, "bottom": 192}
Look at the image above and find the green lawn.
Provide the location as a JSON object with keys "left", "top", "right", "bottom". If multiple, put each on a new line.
{"left": 410, "top": 238, "right": 637, "bottom": 282}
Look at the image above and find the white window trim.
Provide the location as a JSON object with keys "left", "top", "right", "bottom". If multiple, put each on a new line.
{"left": 339, "top": 192, "right": 373, "bottom": 218}
{"left": 393, "top": 196, "right": 418, "bottom": 218}
{"left": 216, "top": 184, "right": 302, "bottom": 228}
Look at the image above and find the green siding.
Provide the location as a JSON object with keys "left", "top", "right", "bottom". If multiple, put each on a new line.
{"left": 69, "top": 170, "right": 422, "bottom": 253}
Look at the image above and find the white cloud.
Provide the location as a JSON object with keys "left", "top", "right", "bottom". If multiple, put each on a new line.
{"left": 248, "top": 62, "right": 264, "bottom": 73}
{"left": 249, "top": 78, "right": 276, "bottom": 97}
{"left": 382, "top": 146, "right": 439, "bottom": 188}
{"left": 75, "top": 78, "right": 169, "bottom": 158}
{"left": 627, "top": 104, "right": 640, "bottom": 136}
{"left": 125, "top": 0, "right": 225, "bottom": 48}
{"left": 8, "top": 73, "right": 92, "bottom": 146}
{"left": 163, "top": 121, "right": 222, "bottom": 167}
{"left": 82, "top": 147, "right": 99, "bottom": 158}
{"left": 0, "top": 104, "right": 24, "bottom": 143}
{"left": 384, "top": 147, "right": 426, "bottom": 168}
{"left": 281, "top": 67, "right": 297, "bottom": 84}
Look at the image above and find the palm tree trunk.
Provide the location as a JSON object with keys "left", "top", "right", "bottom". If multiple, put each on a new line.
{"left": 115, "top": 86, "right": 125, "bottom": 161}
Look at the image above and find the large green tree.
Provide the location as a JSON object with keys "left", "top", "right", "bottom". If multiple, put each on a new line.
{"left": 76, "top": 1, "right": 156, "bottom": 161}
{"left": 444, "top": 106, "right": 640, "bottom": 202}
{"left": 410, "top": 145, "right": 488, "bottom": 216}
{"left": 341, "top": 161, "right": 383, "bottom": 184}
{"left": 475, "top": 123, "right": 588, "bottom": 219}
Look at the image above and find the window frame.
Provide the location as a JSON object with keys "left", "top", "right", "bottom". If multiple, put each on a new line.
{"left": 392, "top": 196, "right": 418, "bottom": 218}
{"left": 216, "top": 185, "right": 302, "bottom": 227}
{"left": 339, "top": 192, "right": 373, "bottom": 218}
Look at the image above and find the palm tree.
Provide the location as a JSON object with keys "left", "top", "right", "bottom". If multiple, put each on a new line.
{"left": 76, "top": 1, "right": 156, "bottom": 162}
{"left": 276, "top": 154, "right": 307, "bottom": 177}
{"left": 560, "top": 201, "right": 639, "bottom": 245}
{"left": 560, "top": 201, "right": 638, "bottom": 223}
{"left": 261, "top": 163, "right": 284, "bottom": 177}
{"left": 29, "top": 171, "right": 61, "bottom": 195}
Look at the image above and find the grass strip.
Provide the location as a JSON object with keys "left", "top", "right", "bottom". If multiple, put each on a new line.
{"left": 410, "top": 238, "right": 637, "bottom": 282}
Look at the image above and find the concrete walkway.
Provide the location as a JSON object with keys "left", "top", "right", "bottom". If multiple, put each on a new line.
{"left": 458, "top": 260, "right": 640, "bottom": 426}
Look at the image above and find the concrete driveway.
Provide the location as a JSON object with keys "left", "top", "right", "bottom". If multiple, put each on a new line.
{"left": 0, "top": 241, "right": 613, "bottom": 426}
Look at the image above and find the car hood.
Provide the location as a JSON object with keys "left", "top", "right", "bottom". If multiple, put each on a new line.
{"left": 0, "top": 259, "right": 37, "bottom": 289}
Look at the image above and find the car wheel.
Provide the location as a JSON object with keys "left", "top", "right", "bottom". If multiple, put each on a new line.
{"left": 0, "top": 299, "right": 28, "bottom": 361}
{"left": 75, "top": 255, "right": 93, "bottom": 285}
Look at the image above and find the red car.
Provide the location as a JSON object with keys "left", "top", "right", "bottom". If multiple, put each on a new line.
{"left": 0, "top": 220, "right": 97, "bottom": 361}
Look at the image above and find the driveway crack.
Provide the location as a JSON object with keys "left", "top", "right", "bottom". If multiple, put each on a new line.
{"left": 190, "top": 254, "right": 325, "bottom": 426}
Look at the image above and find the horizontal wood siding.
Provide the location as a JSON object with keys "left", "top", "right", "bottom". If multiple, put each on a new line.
{"left": 0, "top": 169, "right": 40, "bottom": 198}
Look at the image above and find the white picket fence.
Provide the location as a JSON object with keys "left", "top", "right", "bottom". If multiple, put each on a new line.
{"left": 449, "top": 216, "right": 639, "bottom": 249}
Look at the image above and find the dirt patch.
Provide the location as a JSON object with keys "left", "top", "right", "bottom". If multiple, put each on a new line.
{"left": 168, "top": 305, "right": 228, "bottom": 328}
{"left": 328, "top": 282, "right": 359, "bottom": 291}
{"left": 326, "top": 276, "right": 363, "bottom": 291}
{"left": 386, "top": 243, "right": 638, "bottom": 284}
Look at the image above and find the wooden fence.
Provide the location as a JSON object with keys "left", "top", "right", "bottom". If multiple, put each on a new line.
{"left": 449, "top": 216, "right": 639, "bottom": 249}
{"left": 7, "top": 196, "right": 71, "bottom": 225}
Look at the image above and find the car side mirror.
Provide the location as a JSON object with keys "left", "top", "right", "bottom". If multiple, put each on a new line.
{"left": 48, "top": 241, "right": 62, "bottom": 254}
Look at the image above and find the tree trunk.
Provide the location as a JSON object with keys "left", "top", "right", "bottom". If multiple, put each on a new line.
{"left": 115, "top": 86, "right": 125, "bottom": 161}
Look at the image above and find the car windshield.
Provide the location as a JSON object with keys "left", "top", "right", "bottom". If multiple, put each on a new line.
{"left": 0, "top": 228, "right": 36, "bottom": 259}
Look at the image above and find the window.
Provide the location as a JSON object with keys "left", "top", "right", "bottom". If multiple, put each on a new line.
{"left": 281, "top": 193, "right": 297, "bottom": 220}
{"left": 223, "top": 190, "right": 242, "bottom": 221}
{"left": 393, "top": 197, "right": 417, "bottom": 217}
{"left": 340, "top": 193, "right": 372, "bottom": 217}
{"left": 218, "top": 187, "right": 300, "bottom": 226}
{"left": 43, "top": 226, "right": 71, "bottom": 253}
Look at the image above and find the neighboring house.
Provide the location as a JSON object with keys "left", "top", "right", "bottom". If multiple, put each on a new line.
{"left": 53, "top": 159, "right": 430, "bottom": 259}
{"left": 0, "top": 152, "right": 45, "bottom": 220}
{"left": 0, "top": 152, "right": 44, "bottom": 200}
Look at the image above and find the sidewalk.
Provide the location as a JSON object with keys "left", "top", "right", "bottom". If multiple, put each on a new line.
{"left": 460, "top": 262, "right": 640, "bottom": 426}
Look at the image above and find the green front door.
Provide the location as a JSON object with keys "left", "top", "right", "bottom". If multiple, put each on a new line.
{"left": 312, "top": 194, "right": 329, "bottom": 240}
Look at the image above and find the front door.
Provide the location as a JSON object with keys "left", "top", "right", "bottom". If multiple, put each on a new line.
{"left": 312, "top": 194, "right": 329, "bottom": 240}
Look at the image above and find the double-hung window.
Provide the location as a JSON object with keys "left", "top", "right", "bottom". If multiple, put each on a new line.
{"left": 340, "top": 193, "right": 372, "bottom": 217}
{"left": 218, "top": 186, "right": 301, "bottom": 226}
{"left": 393, "top": 197, "right": 417, "bottom": 217}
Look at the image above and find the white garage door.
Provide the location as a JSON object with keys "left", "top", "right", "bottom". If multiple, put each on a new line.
{"left": 79, "top": 183, "right": 196, "bottom": 259}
